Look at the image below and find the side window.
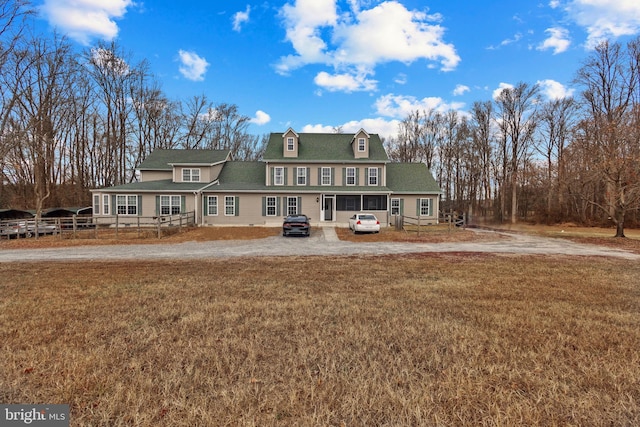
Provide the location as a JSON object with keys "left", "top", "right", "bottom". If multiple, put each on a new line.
{"left": 391, "top": 198, "right": 400, "bottom": 215}
{"left": 419, "top": 198, "right": 431, "bottom": 216}
{"left": 207, "top": 196, "right": 218, "bottom": 216}
{"left": 93, "top": 195, "right": 100, "bottom": 215}
{"left": 297, "top": 167, "right": 307, "bottom": 185}
{"left": 103, "top": 194, "right": 109, "bottom": 215}
{"left": 346, "top": 167, "right": 355, "bottom": 186}
{"left": 225, "top": 196, "right": 236, "bottom": 216}
{"left": 274, "top": 167, "right": 284, "bottom": 185}
{"left": 321, "top": 167, "right": 331, "bottom": 185}
{"left": 368, "top": 168, "right": 378, "bottom": 186}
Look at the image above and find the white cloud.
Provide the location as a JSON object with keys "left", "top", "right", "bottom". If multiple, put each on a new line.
{"left": 549, "top": 1, "right": 560, "bottom": 9}
{"left": 453, "top": 84, "right": 470, "bottom": 96}
{"left": 302, "top": 117, "right": 401, "bottom": 141}
{"left": 40, "top": 0, "right": 133, "bottom": 44}
{"left": 564, "top": 0, "right": 640, "bottom": 48}
{"left": 537, "top": 79, "right": 575, "bottom": 100}
{"left": 538, "top": 27, "right": 571, "bottom": 54}
{"left": 492, "top": 82, "right": 514, "bottom": 100}
{"left": 314, "top": 71, "right": 377, "bottom": 92}
{"left": 177, "top": 50, "right": 210, "bottom": 82}
{"left": 232, "top": 5, "right": 251, "bottom": 32}
{"left": 277, "top": 0, "right": 459, "bottom": 93}
{"left": 250, "top": 110, "right": 271, "bottom": 125}
{"left": 394, "top": 73, "right": 407, "bottom": 85}
{"left": 374, "top": 93, "right": 465, "bottom": 118}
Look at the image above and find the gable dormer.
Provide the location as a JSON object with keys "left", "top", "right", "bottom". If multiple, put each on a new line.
{"left": 352, "top": 129, "right": 370, "bottom": 159}
{"left": 283, "top": 128, "right": 299, "bottom": 158}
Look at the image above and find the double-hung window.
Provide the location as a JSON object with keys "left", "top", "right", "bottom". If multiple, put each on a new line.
{"left": 225, "top": 196, "right": 236, "bottom": 216}
{"left": 93, "top": 195, "right": 100, "bottom": 215}
{"left": 207, "top": 196, "right": 218, "bottom": 216}
{"left": 346, "top": 167, "right": 356, "bottom": 186}
{"left": 297, "top": 167, "right": 307, "bottom": 185}
{"left": 419, "top": 198, "right": 431, "bottom": 216}
{"left": 287, "top": 137, "right": 294, "bottom": 151}
{"left": 266, "top": 196, "right": 277, "bottom": 216}
{"left": 182, "top": 168, "right": 200, "bottom": 182}
{"left": 160, "top": 195, "right": 181, "bottom": 215}
{"left": 274, "top": 167, "right": 284, "bottom": 185}
{"left": 358, "top": 138, "right": 366, "bottom": 151}
{"left": 368, "top": 168, "right": 378, "bottom": 186}
{"left": 391, "top": 198, "right": 401, "bottom": 215}
{"left": 116, "top": 195, "right": 138, "bottom": 215}
{"left": 103, "top": 194, "right": 110, "bottom": 215}
{"left": 321, "top": 167, "right": 332, "bottom": 186}
{"left": 287, "top": 197, "right": 298, "bottom": 215}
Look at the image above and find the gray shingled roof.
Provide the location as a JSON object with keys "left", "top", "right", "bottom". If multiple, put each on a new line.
{"left": 263, "top": 133, "right": 389, "bottom": 162}
{"left": 386, "top": 163, "right": 442, "bottom": 194}
{"left": 137, "top": 149, "right": 230, "bottom": 170}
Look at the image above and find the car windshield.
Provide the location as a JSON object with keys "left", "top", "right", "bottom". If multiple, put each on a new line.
{"left": 286, "top": 216, "right": 307, "bottom": 223}
{"left": 359, "top": 215, "right": 376, "bottom": 220}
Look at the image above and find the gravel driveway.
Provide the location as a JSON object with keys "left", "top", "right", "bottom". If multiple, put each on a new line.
{"left": 0, "top": 228, "right": 638, "bottom": 262}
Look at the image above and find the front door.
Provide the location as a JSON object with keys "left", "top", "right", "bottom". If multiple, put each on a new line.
{"left": 323, "top": 196, "right": 334, "bottom": 221}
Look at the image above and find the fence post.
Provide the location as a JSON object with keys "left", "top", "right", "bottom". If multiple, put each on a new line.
{"left": 115, "top": 214, "right": 119, "bottom": 239}
{"left": 417, "top": 215, "right": 421, "bottom": 237}
{"left": 157, "top": 216, "right": 162, "bottom": 239}
{"left": 138, "top": 216, "right": 141, "bottom": 238}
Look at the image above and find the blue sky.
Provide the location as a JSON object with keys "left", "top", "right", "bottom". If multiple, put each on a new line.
{"left": 35, "top": 0, "right": 640, "bottom": 139}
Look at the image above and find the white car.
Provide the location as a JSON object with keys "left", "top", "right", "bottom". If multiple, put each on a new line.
{"left": 349, "top": 213, "right": 380, "bottom": 234}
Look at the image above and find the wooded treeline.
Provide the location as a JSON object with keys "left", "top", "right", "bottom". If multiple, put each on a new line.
{"left": 1, "top": 1, "right": 639, "bottom": 234}
{"left": 0, "top": 1, "right": 266, "bottom": 213}
{"left": 385, "top": 38, "right": 640, "bottom": 236}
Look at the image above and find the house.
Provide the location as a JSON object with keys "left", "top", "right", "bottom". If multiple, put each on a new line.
{"left": 90, "top": 129, "right": 441, "bottom": 227}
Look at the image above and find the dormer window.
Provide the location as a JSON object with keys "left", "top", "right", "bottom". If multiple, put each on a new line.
{"left": 182, "top": 168, "right": 200, "bottom": 182}
{"left": 358, "top": 138, "right": 366, "bottom": 151}
{"left": 287, "top": 137, "right": 294, "bottom": 151}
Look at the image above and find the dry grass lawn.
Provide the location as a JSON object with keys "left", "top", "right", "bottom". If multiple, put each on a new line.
{"left": 1, "top": 254, "right": 639, "bottom": 426}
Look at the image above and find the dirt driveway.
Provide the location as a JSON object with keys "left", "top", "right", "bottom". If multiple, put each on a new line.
{"left": 0, "top": 228, "right": 638, "bottom": 262}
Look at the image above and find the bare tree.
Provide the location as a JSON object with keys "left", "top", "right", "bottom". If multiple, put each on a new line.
{"left": 574, "top": 37, "right": 640, "bottom": 237}
{"left": 469, "top": 101, "right": 495, "bottom": 217}
{"left": 4, "top": 34, "right": 77, "bottom": 216}
{"left": 495, "top": 82, "right": 540, "bottom": 223}
{"left": 536, "top": 97, "right": 578, "bottom": 221}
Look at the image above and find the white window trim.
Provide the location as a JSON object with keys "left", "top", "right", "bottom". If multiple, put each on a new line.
{"left": 266, "top": 196, "right": 277, "bottom": 216}
{"left": 103, "top": 194, "right": 109, "bottom": 215}
{"left": 207, "top": 196, "right": 218, "bottom": 216}
{"left": 346, "top": 167, "right": 356, "bottom": 186}
{"left": 274, "top": 167, "right": 284, "bottom": 186}
{"left": 160, "top": 195, "right": 181, "bottom": 215}
{"left": 297, "top": 167, "right": 307, "bottom": 185}
{"left": 93, "top": 195, "right": 100, "bottom": 215}
{"left": 358, "top": 138, "right": 366, "bottom": 151}
{"left": 182, "top": 168, "right": 201, "bottom": 182}
{"left": 287, "top": 197, "right": 298, "bottom": 216}
{"left": 420, "top": 198, "right": 431, "bottom": 216}
{"left": 321, "top": 167, "right": 331, "bottom": 186}
{"left": 224, "top": 196, "right": 235, "bottom": 216}
{"left": 116, "top": 195, "right": 138, "bottom": 216}
{"left": 287, "top": 137, "right": 294, "bottom": 151}
{"left": 368, "top": 168, "right": 378, "bottom": 186}
{"left": 391, "top": 198, "right": 400, "bottom": 215}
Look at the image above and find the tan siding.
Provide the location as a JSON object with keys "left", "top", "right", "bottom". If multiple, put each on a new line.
{"left": 141, "top": 170, "right": 172, "bottom": 182}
